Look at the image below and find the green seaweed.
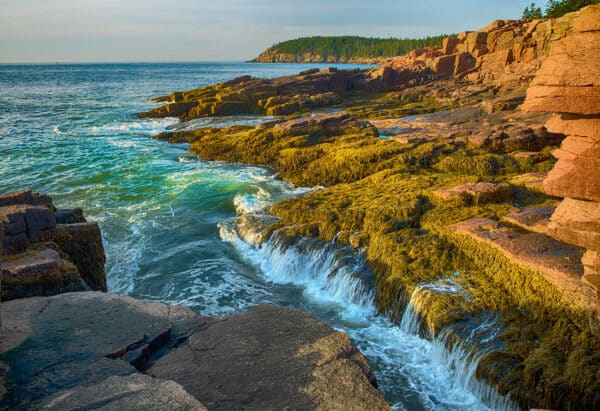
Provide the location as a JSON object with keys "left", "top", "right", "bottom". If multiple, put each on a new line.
{"left": 152, "top": 102, "right": 599, "bottom": 409}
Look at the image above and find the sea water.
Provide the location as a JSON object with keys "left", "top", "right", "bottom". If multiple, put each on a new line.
{"left": 0, "top": 63, "right": 510, "bottom": 410}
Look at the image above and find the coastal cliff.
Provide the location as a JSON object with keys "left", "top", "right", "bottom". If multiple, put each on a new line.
{"left": 0, "top": 191, "right": 390, "bottom": 409}
{"left": 146, "top": 4, "right": 600, "bottom": 410}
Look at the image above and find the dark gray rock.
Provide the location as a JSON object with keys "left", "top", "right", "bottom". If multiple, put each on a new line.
{"left": 37, "top": 374, "right": 206, "bottom": 411}
{"left": 0, "top": 292, "right": 207, "bottom": 409}
{"left": 150, "top": 304, "right": 390, "bottom": 411}
{"left": 0, "top": 293, "right": 390, "bottom": 411}
{"left": 24, "top": 206, "right": 56, "bottom": 234}
{"left": 0, "top": 207, "right": 27, "bottom": 235}
{"left": 44, "top": 223, "right": 107, "bottom": 291}
{"left": 55, "top": 208, "right": 86, "bottom": 225}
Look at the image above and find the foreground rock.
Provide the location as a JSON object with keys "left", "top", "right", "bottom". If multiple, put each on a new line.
{"left": 0, "top": 292, "right": 389, "bottom": 410}
{"left": 0, "top": 190, "right": 106, "bottom": 300}
{"left": 39, "top": 374, "right": 206, "bottom": 411}
{"left": 523, "top": 3, "right": 600, "bottom": 289}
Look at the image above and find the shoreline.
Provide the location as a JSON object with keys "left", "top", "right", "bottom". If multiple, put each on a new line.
{"left": 142, "top": 5, "right": 600, "bottom": 409}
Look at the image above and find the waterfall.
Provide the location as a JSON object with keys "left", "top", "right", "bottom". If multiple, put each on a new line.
{"left": 220, "top": 201, "right": 517, "bottom": 410}
{"left": 400, "top": 285, "right": 518, "bottom": 411}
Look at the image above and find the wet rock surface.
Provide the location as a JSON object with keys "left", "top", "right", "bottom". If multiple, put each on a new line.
{"left": 0, "top": 292, "right": 389, "bottom": 410}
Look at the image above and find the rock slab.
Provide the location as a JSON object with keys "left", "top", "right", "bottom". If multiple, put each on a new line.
{"left": 0, "top": 292, "right": 389, "bottom": 410}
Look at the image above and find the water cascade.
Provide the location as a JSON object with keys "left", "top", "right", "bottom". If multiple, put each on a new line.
{"left": 220, "top": 196, "right": 517, "bottom": 410}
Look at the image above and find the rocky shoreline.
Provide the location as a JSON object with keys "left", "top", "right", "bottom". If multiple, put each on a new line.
{"left": 0, "top": 192, "right": 390, "bottom": 409}
{"left": 144, "top": 5, "right": 600, "bottom": 410}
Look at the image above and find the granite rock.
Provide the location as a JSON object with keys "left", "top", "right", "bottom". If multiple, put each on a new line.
{"left": 0, "top": 293, "right": 389, "bottom": 411}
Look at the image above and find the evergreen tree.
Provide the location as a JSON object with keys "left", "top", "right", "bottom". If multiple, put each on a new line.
{"left": 264, "top": 35, "right": 450, "bottom": 61}
{"left": 524, "top": 0, "right": 599, "bottom": 19}
{"left": 523, "top": 2, "right": 543, "bottom": 18}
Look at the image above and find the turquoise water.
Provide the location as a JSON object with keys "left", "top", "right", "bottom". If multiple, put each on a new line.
{"left": 0, "top": 63, "right": 505, "bottom": 410}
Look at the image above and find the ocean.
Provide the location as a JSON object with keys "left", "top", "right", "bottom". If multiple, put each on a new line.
{"left": 0, "top": 62, "right": 507, "bottom": 410}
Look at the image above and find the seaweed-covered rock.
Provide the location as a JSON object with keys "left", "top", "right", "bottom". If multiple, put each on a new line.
{"left": 140, "top": 66, "right": 437, "bottom": 121}
{"left": 433, "top": 182, "right": 512, "bottom": 204}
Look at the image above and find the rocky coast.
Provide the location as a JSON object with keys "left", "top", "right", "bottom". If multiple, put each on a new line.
{"left": 0, "top": 192, "right": 389, "bottom": 409}
{"left": 143, "top": 4, "right": 600, "bottom": 410}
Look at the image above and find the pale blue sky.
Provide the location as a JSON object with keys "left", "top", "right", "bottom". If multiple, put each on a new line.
{"left": 0, "top": 0, "right": 530, "bottom": 63}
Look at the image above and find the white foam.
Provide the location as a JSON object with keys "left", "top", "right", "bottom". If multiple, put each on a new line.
{"left": 222, "top": 219, "right": 516, "bottom": 409}
{"left": 53, "top": 125, "right": 76, "bottom": 136}
{"left": 233, "top": 187, "right": 272, "bottom": 214}
{"left": 89, "top": 117, "right": 179, "bottom": 135}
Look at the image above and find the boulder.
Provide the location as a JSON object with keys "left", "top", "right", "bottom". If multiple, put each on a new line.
{"left": 543, "top": 135, "right": 600, "bottom": 202}
{"left": 442, "top": 37, "right": 459, "bottom": 54}
{"left": 1, "top": 247, "right": 89, "bottom": 301}
{"left": 510, "top": 172, "right": 548, "bottom": 192}
{"left": 448, "top": 218, "right": 598, "bottom": 312}
{"left": 433, "top": 182, "right": 512, "bottom": 204}
{"left": 0, "top": 191, "right": 107, "bottom": 294}
{"left": 44, "top": 223, "right": 107, "bottom": 292}
{"left": 466, "top": 31, "right": 488, "bottom": 54}
{"left": 0, "top": 190, "right": 53, "bottom": 209}
{"left": 272, "top": 112, "right": 376, "bottom": 138}
{"left": 454, "top": 52, "right": 477, "bottom": 76}
{"left": 433, "top": 54, "right": 456, "bottom": 78}
{"left": 502, "top": 206, "right": 555, "bottom": 234}
{"left": 0, "top": 205, "right": 56, "bottom": 252}
{"left": 523, "top": 31, "right": 600, "bottom": 115}
{"left": 149, "top": 304, "right": 389, "bottom": 411}
{"left": 0, "top": 293, "right": 389, "bottom": 410}
{"left": 468, "top": 125, "right": 563, "bottom": 153}
{"left": 545, "top": 114, "right": 600, "bottom": 139}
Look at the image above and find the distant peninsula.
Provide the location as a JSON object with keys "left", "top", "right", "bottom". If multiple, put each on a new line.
{"left": 251, "top": 35, "right": 449, "bottom": 63}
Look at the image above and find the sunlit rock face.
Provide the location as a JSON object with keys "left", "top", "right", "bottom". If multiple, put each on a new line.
{"left": 523, "top": 4, "right": 600, "bottom": 289}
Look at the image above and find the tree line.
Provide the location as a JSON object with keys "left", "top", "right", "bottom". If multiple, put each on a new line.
{"left": 261, "top": 35, "right": 449, "bottom": 60}
{"left": 523, "top": 0, "right": 599, "bottom": 18}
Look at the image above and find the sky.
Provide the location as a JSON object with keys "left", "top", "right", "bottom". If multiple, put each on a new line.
{"left": 0, "top": 0, "right": 530, "bottom": 63}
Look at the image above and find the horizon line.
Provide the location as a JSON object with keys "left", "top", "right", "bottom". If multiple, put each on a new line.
{"left": 0, "top": 60, "right": 375, "bottom": 66}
